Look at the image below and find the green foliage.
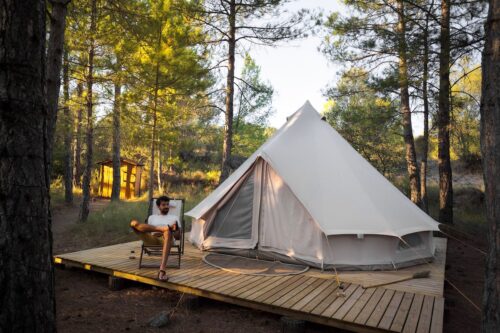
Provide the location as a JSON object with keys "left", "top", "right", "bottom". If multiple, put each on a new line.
{"left": 233, "top": 123, "right": 275, "bottom": 157}
{"left": 450, "top": 63, "right": 481, "bottom": 166}
{"left": 234, "top": 54, "right": 274, "bottom": 129}
{"left": 232, "top": 54, "right": 275, "bottom": 158}
{"left": 323, "top": 68, "right": 404, "bottom": 175}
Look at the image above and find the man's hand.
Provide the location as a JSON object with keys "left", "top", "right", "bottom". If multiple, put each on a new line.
{"left": 171, "top": 222, "right": 179, "bottom": 231}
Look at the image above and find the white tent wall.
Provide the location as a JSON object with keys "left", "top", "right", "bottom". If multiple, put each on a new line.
{"left": 188, "top": 101, "right": 440, "bottom": 270}
{"left": 259, "top": 103, "right": 438, "bottom": 237}
{"left": 258, "top": 161, "right": 330, "bottom": 266}
{"left": 325, "top": 231, "right": 435, "bottom": 270}
{"left": 190, "top": 159, "right": 436, "bottom": 270}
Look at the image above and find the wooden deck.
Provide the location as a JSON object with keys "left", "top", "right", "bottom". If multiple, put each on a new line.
{"left": 54, "top": 237, "right": 447, "bottom": 333}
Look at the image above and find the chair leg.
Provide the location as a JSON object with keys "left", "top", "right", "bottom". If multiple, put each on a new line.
{"left": 138, "top": 244, "right": 144, "bottom": 269}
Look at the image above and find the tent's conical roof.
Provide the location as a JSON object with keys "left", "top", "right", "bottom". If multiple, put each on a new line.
{"left": 186, "top": 101, "right": 439, "bottom": 237}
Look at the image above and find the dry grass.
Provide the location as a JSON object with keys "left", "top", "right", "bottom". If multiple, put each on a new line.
{"left": 52, "top": 179, "right": 486, "bottom": 251}
{"left": 53, "top": 183, "right": 214, "bottom": 251}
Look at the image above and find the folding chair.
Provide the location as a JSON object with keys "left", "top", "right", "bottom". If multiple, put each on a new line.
{"left": 135, "top": 198, "right": 185, "bottom": 269}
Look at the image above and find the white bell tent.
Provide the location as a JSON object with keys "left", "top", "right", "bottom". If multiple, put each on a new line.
{"left": 187, "top": 101, "right": 440, "bottom": 270}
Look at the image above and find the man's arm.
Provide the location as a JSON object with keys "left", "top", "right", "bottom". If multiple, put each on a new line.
{"left": 170, "top": 221, "right": 179, "bottom": 231}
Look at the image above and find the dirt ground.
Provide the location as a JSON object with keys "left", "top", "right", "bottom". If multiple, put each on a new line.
{"left": 53, "top": 200, "right": 484, "bottom": 332}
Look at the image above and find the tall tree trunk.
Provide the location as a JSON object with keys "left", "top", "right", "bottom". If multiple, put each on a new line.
{"left": 63, "top": 47, "right": 74, "bottom": 204}
{"left": 397, "top": 0, "right": 421, "bottom": 206}
{"left": 74, "top": 82, "right": 83, "bottom": 187}
{"left": 111, "top": 80, "right": 121, "bottom": 202}
{"left": 480, "top": 1, "right": 500, "bottom": 331}
{"left": 158, "top": 147, "right": 162, "bottom": 192}
{"left": 148, "top": 22, "right": 162, "bottom": 203}
{"left": 219, "top": 0, "right": 236, "bottom": 183}
{"left": 46, "top": 0, "right": 70, "bottom": 176}
{"left": 420, "top": 11, "right": 431, "bottom": 213}
{"left": 79, "top": 0, "right": 97, "bottom": 222}
{"left": 438, "top": 0, "right": 453, "bottom": 223}
{"left": 0, "top": 0, "right": 56, "bottom": 331}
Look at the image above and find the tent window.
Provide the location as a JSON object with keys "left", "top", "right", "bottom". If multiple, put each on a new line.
{"left": 208, "top": 173, "right": 254, "bottom": 239}
{"left": 398, "top": 233, "right": 424, "bottom": 250}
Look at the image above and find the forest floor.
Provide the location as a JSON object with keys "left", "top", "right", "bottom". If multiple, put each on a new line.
{"left": 52, "top": 199, "right": 333, "bottom": 333}
{"left": 52, "top": 195, "right": 484, "bottom": 333}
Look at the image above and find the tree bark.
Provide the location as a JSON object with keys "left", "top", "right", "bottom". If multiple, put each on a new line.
{"left": 219, "top": 0, "right": 236, "bottom": 183}
{"left": 46, "top": 0, "right": 70, "bottom": 176}
{"left": 148, "top": 21, "right": 163, "bottom": 203}
{"left": 397, "top": 0, "right": 421, "bottom": 206}
{"left": 79, "top": 0, "right": 97, "bottom": 222}
{"left": 0, "top": 0, "right": 56, "bottom": 331}
{"left": 158, "top": 147, "right": 162, "bottom": 192}
{"left": 438, "top": 0, "right": 453, "bottom": 224}
{"left": 420, "top": 11, "right": 431, "bottom": 213}
{"left": 74, "top": 82, "right": 83, "bottom": 187}
{"left": 111, "top": 80, "right": 121, "bottom": 202}
{"left": 480, "top": 1, "right": 500, "bottom": 331}
{"left": 63, "top": 46, "right": 74, "bottom": 204}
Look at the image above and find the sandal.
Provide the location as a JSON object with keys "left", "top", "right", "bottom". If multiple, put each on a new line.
{"left": 158, "top": 269, "right": 169, "bottom": 281}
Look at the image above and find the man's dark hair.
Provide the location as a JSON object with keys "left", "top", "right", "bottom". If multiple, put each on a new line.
{"left": 156, "top": 195, "right": 171, "bottom": 207}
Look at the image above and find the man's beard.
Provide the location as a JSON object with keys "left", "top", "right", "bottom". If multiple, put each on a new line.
{"left": 160, "top": 208, "right": 169, "bottom": 214}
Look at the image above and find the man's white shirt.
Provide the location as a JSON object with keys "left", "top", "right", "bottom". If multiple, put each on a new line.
{"left": 148, "top": 214, "right": 178, "bottom": 228}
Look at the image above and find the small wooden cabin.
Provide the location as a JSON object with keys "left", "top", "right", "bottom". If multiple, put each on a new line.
{"left": 97, "top": 158, "right": 145, "bottom": 199}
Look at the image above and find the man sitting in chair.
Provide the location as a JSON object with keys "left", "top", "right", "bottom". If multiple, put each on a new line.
{"left": 130, "top": 196, "right": 180, "bottom": 281}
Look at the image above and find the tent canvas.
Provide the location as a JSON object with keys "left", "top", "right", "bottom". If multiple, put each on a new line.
{"left": 188, "top": 101, "right": 440, "bottom": 270}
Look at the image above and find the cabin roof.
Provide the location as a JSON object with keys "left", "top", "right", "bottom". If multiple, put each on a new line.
{"left": 97, "top": 157, "right": 144, "bottom": 167}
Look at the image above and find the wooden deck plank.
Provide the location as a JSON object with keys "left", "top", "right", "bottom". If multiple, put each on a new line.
{"left": 429, "top": 298, "right": 444, "bottom": 333}
{"left": 217, "top": 275, "right": 262, "bottom": 295}
{"left": 231, "top": 276, "right": 275, "bottom": 298}
{"left": 253, "top": 275, "right": 303, "bottom": 303}
{"left": 321, "top": 284, "right": 360, "bottom": 317}
{"left": 174, "top": 269, "right": 228, "bottom": 286}
{"left": 366, "top": 289, "right": 395, "bottom": 327}
{"left": 262, "top": 276, "right": 311, "bottom": 304}
{"left": 280, "top": 278, "right": 326, "bottom": 309}
{"left": 207, "top": 274, "right": 255, "bottom": 294}
{"left": 301, "top": 280, "right": 339, "bottom": 313}
{"left": 416, "top": 295, "right": 435, "bottom": 333}
{"left": 343, "top": 287, "right": 376, "bottom": 322}
{"left": 245, "top": 275, "right": 295, "bottom": 301}
{"left": 402, "top": 294, "right": 424, "bottom": 333}
{"left": 233, "top": 276, "right": 275, "bottom": 299}
{"left": 54, "top": 239, "right": 446, "bottom": 333}
{"left": 390, "top": 292, "right": 415, "bottom": 332}
{"left": 224, "top": 275, "right": 269, "bottom": 296}
{"left": 354, "top": 288, "right": 386, "bottom": 325}
{"left": 238, "top": 275, "right": 286, "bottom": 299}
{"left": 291, "top": 279, "right": 332, "bottom": 311}
{"left": 168, "top": 266, "right": 219, "bottom": 284}
{"left": 378, "top": 291, "right": 404, "bottom": 330}
{"left": 189, "top": 271, "right": 239, "bottom": 290}
{"left": 310, "top": 283, "right": 349, "bottom": 316}
{"left": 333, "top": 285, "right": 367, "bottom": 320}
{"left": 204, "top": 273, "right": 251, "bottom": 292}
{"left": 272, "top": 277, "right": 319, "bottom": 307}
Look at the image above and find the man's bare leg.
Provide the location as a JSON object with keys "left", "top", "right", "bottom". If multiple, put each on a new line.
{"left": 131, "top": 220, "right": 177, "bottom": 280}
{"left": 159, "top": 229, "right": 173, "bottom": 280}
{"left": 130, "top": 219, "right": 168, "bottom": 233}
